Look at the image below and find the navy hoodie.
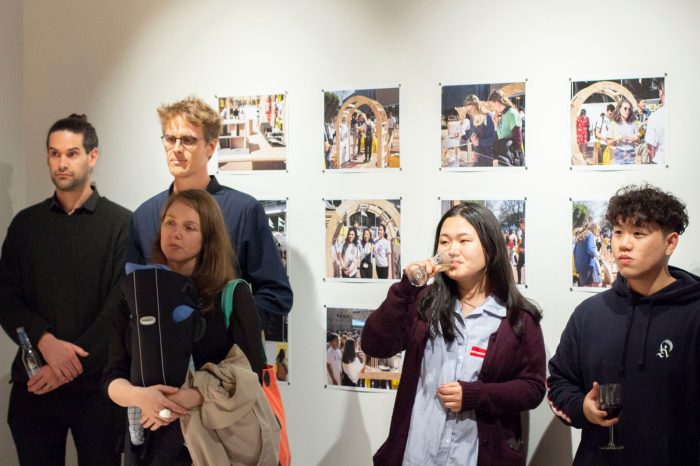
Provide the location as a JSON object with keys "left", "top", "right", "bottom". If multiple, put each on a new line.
{"left": 548, "top": 266, "right": 700, "bottom": 465}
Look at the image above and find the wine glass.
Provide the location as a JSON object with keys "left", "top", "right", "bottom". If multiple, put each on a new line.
{"left": 597, "top": 383, "right": 623, "bottom": 450}
{"left": 406, "top": 251, "right": 452, "bottom": 287}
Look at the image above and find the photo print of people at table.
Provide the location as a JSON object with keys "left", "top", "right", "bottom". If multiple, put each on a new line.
{"left": 441, "top": 82, "right": 525, "bottom": 168}
{"left": 325, "top": 307, "right": 401, "bottom": 391}
{"left": 570, "top": 76, "right": 666, "bottom": 167}
{"left": 325, "top": 199, "right": 401, "bottom": 280}
{"left": 571, "top": 200, "right": 616, "bottom": 290}
{"left": 217, "top": 93, "right": 286, "bottom": 171}
{"left": 442, "top": 199, "right": 527, "bottom": 286}
{"left": 323, "top": 87, "right": 400, "bottom": 170}
{"left": 261, "top": 199, "right": 290, "bottom": 381}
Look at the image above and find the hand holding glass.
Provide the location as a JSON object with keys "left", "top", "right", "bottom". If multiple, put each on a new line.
{"left": 597, "top": 383, "right": 623, "bottom": 450}
{"left": 406, "top": 251, "right": 452, "bottom": 286}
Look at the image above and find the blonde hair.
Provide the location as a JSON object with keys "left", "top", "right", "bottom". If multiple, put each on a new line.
{"left": 157, "top": 96, "right": 222, "bottom": 142}
{"left": 152, "top": 190, "right": 237, "bottom": 311}
{"left": 463, "top": 94, "right": 490, "bottom": 115}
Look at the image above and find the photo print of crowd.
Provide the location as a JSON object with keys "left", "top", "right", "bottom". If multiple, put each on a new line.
{"left": 262, "top": 199, "right": 290, "bottom": 381}
{"left": 217, "top": 93, "right": 287, "bottom": 172}
{"left": 571, "top": 200, "right": 616, "bottom": 290}
{"left": 441, "top": 199, "right": 527, "bottom": 286}
{"left": 441, "top": 82, "right": 526, "bottom": 169}
{"left": 323, "top": 87, "right": 400, "bottom": 170}
{"left": 570, "top": 76, "right": 666, "bottom": 167}
{"left": 325, "top": 199, "right": 401, "bottom": 280}
{"left": 325, "top": 306, "right": 401, "bottom": 391}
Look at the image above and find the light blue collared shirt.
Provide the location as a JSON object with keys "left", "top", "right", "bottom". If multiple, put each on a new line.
{"left": 403, "top": 296, "right": 506, "bottom": 466}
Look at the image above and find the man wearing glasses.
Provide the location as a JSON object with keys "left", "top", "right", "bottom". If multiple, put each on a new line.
{"left": 126, "top": 96, "right": 292, "bottom": 326}
{"left": 0, "top": 114, "right": 130, "bottom": 465}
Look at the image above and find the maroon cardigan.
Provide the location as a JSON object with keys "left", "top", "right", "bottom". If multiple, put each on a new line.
{"left": 361, "top": 276, "right": 546, "bottom": 466}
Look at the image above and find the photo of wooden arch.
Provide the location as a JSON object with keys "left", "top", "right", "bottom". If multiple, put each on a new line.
{"left": 334, "top": 96, "right": 390, "bottom": 168}
{"left": 570, "top": 81, "right": 636, "bottom": 165}
{"left": 325, "top": 199, "right": 401, "bottom": 278}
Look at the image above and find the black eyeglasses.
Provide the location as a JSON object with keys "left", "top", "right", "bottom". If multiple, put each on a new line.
{"left": 161, "top": 135, "right": 200, "bottom": 148}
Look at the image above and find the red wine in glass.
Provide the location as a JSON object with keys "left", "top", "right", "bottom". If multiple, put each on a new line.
{"left": 598, "top": 383, "right": 623, "bottom": 450}
{"left": 604, "top": 404, "right": 622, "bottom": 420}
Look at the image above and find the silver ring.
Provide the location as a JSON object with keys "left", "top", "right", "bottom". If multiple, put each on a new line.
{"left": 158, "top": 408, "right": 172, "bottom": 419}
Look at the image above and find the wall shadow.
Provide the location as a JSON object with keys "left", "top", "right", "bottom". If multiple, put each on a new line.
{"left": 529, "top": 415, "right": 573, "bottom": 465}
{"left": 318, "top": 393, "right": 372, "bottom": 466}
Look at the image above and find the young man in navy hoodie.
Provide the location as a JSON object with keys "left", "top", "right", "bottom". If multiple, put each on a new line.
{"left": 548, "top": 183, "right": 700, "bottom": 465}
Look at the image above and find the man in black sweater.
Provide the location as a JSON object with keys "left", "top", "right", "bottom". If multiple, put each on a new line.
{"left": 548, "top": 184, "right": 700, "bottom": 465}
{"left": 0, "top": 115, "right": 131, "bottom": 465}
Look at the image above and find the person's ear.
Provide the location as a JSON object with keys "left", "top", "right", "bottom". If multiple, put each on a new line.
{"left": 664, "top": 231, "right": 679, "bottom": 257}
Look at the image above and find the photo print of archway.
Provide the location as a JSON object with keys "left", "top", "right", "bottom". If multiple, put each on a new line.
{"left": 570, "top": 76, "right": 666, "bottom": 168}
{"left": 441, "top": 199, "right": 527, "bottom": 286}
{"left": 323, "top": 87, "right": 400, "bottom": 170}
{"left": 262, "top": 199, "right": 290, "bottom": 382}
{"left": 325, "top": 199, "right": 401, "bottom": 281}
{"left": 441, "top": 82, "right": 526, "bottom": 169}
{"left": 216, "top": 93, "right": 287, "bottom": 172}
{"left": 325, "top": 306, "right": 401, "bottom": 392}
{"left": 571, "top": 199, "right": 616, "bottom": 291}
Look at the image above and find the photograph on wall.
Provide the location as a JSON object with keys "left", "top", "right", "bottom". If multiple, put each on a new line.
{"left": 571, "top": 200, "right": 616, "bottom": 291}
{"left": 325, "top": 199, "right": 401, "bottom": 281}
{"left": 325, "top": 306, "right": 401, "bottom": 391}
{"left": 441, "top": 199, "right": 527, "bottom": 286}
{"left": 441, "top": 82, "right": 526, "bottom": 169}
{"left": 267, "top": 341, "right": 288, "bottom": 383}
{"left": 323, "top": 87, "right": 400, "bottom": 170}
{"left": 570, "top": 76, "right": 666, "bottom": 168}
{"left": 216, "top": 94, "right": 286, "bottom": 172}
{"left": 261, "top": 199, "right": 289, "bottom": 381}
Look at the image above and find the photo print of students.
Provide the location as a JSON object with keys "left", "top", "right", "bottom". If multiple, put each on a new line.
{"left": 571, "top": 200, "right": 616, "bottom": 290}
{"left": 441, "top": 199, "right": 527, "bottom": 286}
{"left": 570, "top": 76, "right": 666, "bottom": 168}
{"left": 325, "top": 199, "right": 401, "bottom": 281}
{"left": 441, "top": 82, "right": 526, "bottom": 169}
{"left": 217, "top": 93, "right": 287, "bottom": 171}
{"left": 325, "top": 306, "right": 401, "bottom": 391}
{"left": 323, "top": 87, "right": 400, "bottom": 170}
{"left": 262, "top": 199, "right": 290, "bottom": 381}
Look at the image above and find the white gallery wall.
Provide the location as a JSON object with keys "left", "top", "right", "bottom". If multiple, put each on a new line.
{"left": 2, "top": 0, "right": 699, "bottom": 464}
{"left": 0, "top": 0, "right": 24, "bottom": 461}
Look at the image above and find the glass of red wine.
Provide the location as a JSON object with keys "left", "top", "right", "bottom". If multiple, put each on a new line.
{"left": 597, "top": 383, "right": 623, "bottom": 450}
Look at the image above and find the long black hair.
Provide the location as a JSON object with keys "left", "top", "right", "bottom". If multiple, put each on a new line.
{"left": 417, "top": 203, "right": 541, "bottom": 342}
{"left": 341, "top": 227, "right": 359, "bottom": 256}
{"left": 342, "top": 338, "right": 357, "bottom": 364}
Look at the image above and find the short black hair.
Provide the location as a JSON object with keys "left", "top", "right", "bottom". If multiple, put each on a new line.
{"left": 46, "top": 114, "right": 98, "bottom": 152}
{"left": 329, "top": 333, "right": 339, "bottom": 342}
{"left": 606, "top": 104, "right": 615, "bottom": 112}
{"left": 606, "top": 183, "right": 688, "bottom": 234}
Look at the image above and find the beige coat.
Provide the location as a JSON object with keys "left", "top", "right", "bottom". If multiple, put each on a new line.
{"left": 180, "top": 345, "right": 281, "bottom": 466}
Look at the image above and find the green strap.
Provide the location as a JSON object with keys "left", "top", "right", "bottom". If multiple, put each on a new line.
{"left": 221, "top": 279, "right": 247, "bottom": 330}
{"left": 220, "top": 279, "right": 268, "bottom": 365}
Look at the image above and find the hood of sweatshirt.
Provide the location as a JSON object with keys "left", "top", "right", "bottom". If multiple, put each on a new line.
{"left": 610, "top": 266, "right": 700, "bottom": 376}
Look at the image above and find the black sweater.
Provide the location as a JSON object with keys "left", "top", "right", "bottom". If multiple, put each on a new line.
{"left": 548, "top": 266, "right": 700, "bottom": 465}
{"left": 0, "top": 191, "right": 131, "bottom": 392}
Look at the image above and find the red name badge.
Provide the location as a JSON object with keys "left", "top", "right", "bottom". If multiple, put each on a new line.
{"left": 470, "top": 346, "right": 487, "bottom": 358}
